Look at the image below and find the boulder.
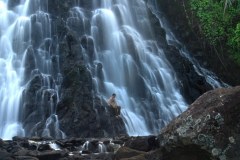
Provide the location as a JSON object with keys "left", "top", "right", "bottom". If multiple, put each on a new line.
{"left": 115, "top": 147, "right": 146, "bottom": 160}
{"left": 125, "top": 136, "right": 159, "bottom": 152}
{"left": 37, "top": 151, "right": 63, "bottom": 160}
{"left": 158, "top": 86, "right": 240, "bottom": 160}
{"left": 0, "top": 150, "right": 13, "bottom": 160}
{"left": 94, "top": 102, "right": 127, "bottom": 137}
{"left": 37, "top": 144, "right": 51, "bottom": 151}
{"left": 14, "top": 156, "right": 39, "bottom": 160}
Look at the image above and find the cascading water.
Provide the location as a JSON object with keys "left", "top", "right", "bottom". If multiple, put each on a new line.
{"left": 0, "top": 0, "right": 64, "bottom": 139}
{"left": 88, "top": 0, "right": 187, "bottom": 135}
{"left": 86, "top": 0, "right": 228, "bottom": 135}
{"left": 147, "top": 0, "right": 229, "bottom": 88}
{"left": 0, "top": 0, "right": 29, "bottom": 140}
{"left": 0, "top": 0, "right": 228, "bottom": 139}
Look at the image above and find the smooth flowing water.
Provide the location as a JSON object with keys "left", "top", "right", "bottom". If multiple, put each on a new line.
{"left": 0, "top": 0, "right": 64, "bottom": 140}
{"left": 0, "top": 0, "right": 29, "bottom": 140}
{"left": 87, "top": 0, "right": 227, "bottom": 135}
{"left": 0, "top": 0, "right": 227, "bottom": 139}
{"left": 87, "top": 0, "right": 187, "bottom": 135}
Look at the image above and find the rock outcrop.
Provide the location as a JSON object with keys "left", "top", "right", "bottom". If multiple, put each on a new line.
{"left": 56, "top": 38, "right": 126, "bottom": 137}
{"left": 16, "top": 0, "right": 127, "bottom": 138}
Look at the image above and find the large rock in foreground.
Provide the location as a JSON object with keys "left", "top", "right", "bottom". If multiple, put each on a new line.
{"left": 157, "top": 86, "right": 240, "bottom": 160}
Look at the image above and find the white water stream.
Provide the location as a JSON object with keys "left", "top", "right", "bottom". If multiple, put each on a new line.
{"left": 0, "top": 0, "right": 30, "bottom": 140}
{"left": 87, "top": 0, "right": 187, "bottom": 135}
{"left": 0, "top": 0, "right": 64, "bottom": 140}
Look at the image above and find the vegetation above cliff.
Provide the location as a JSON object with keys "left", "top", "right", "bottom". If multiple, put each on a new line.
{"left": 189, "top": 0, "right": 240, "bottom": 64}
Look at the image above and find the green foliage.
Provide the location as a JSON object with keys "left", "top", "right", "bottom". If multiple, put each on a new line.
{"left": 189, "top": 0, "right": 240, "bottom": 64}
{"left": 228, "top": 23, "right": 240, "bottom": 63}
{"left": 190, "top": 0, "right": 227, "bottom": 44}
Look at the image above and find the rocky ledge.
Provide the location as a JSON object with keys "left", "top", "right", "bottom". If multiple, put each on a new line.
{"left": 1, "top": 86, "right": 240, "bottom": 160}
{"left": 0, "top": 136, "right": 158, "bottom": 160}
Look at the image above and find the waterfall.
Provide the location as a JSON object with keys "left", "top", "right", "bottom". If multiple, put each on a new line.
{"left": 0, "top": 0, "right": 28, "bottom": 140}
{"left": 87, "top": 0, "right": 187, "bottom": 135}
{"left": 0, "top": 0, "right": 227, "bottom": 139}
{"left": 0, "top": 0, "right": 64, "bottom": 140}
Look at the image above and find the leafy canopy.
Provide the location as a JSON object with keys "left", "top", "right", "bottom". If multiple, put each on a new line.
{"left": 190, "top": 0, "right": 240, "bottom": 63}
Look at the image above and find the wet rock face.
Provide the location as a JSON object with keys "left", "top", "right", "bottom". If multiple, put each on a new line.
{"left": 146, "top": 5, "right": 213, "bottom": 104}
{"left": 23, "top": 47, "right": 36, "bottom": 83}
{"left": 56, "top": 37, "right": 126, "bottom": 137}
{"left": 154, "top": 0, "right": 240, "bottom": 86}
{"left": 159, "top": 86, "right": 240, "bottom": 160}
{"left": 21, "top": 74, "right": 43, "bottom": 134}
{"left": 163, "top": 45, "right": 212, "bottom": 103}
{"left": 49, "top": 1, "right": 127, "bottom": 137}
{"left": 18, "top": 0, "right": 127, "bottom": 138}
{"left": 95, "top": 104, "right": 127, "bottom": 137}
{"left": 21, "top": 74, "right": 59, "bottom": 137}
